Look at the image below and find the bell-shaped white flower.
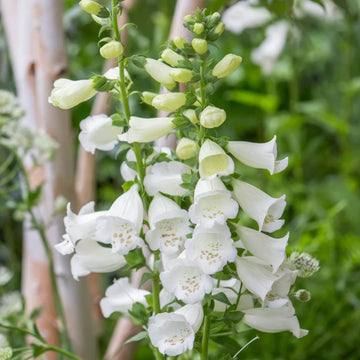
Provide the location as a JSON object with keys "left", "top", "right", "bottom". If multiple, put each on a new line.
{"left": 189, "top": 177, "right": 238, "bottom": 227}
{"left": 48, "top": 79, "right": 97, "bottom": 109}
{"left": 146, "top": 194, "right": 191, "bottom": 255}
{"left": 222, "top": 1, "right": 272, "bottom": 34}
{"left": 55, "top": 234, "right": 75, "bottom": 255}
{"left": 144, "top": 58, "right": 176, "bottom": 90}
{"left": 242, "top": 301, "right": 308, "bottom": 338}
{"left": 96, "top": 185, "right": 144, "bottom": 255}
{"left": 199, "top": 139, "right": 234, "bottom": 179}
{"left": 234, "top": 225, "right": 288, "bottom": 273}
{"left": 175, "top": 303, "right": 204, "bottom": 332}
{"left": 78, "top": 114, "right": 122, "bottom": 154}
{"left": 100, "top": 277, "right": 150, "bottom": 318}
{"left": 63, "top": 201, "right": 107, "bottom": 246}
{"left": 118, "top": 116, "right": 175, "bottom": 143}
{"left": 251, "top": 21, "right": 289, "bottom": 75}
{"left": 160, "top": 258, "right": 213, "bottom": 304}
{"left": 226, "top": 136, "right": 288, "bottom": 175}
{"left": 70, "top": 240, "right": 126, "bottom": 280}
{"left": 185, "top": 224, "right": 237, "bottom": 274}
{"left": 232, "top": 179, "right": 286, "bottom": 232}
{"left": 236, "top": 256, "right": 278, "bottom": 301}
{"left": 144, "top": 161, "right": 191, "bottom": 197}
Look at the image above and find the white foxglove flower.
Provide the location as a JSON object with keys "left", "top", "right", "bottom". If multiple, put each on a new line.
{"left": 185, "top": 224, "right": 237, "bottom": 274}
{"left": 189, "top": 177, "right": 238, "bottom": 227}
{"left": 236, "top": 256, "right": 278, "bottom": 301}
{"left": 55, "top": 234, "right": 75, "bottom": 255}
{"left": 144, "top": 161, "right": 191, "bottom": 196}
{"left": 144, "top": 58, "right": 176, "bottom": 90}
{"left": 146, "top": 194, "right": 191, "bottom": 255}
{"left": 222, "top": 1, "right": 272, "bottom": 34}
{"left": 199, "top": 139, "right": 234, "bottom": 179}
{"left": 96, "top": 185, "right": 144, "bottom": 255}
{"left": 160, "top": 258, "right": 213, "bottom": 304}
{"left": 243, "top": 301, "right": 308, "bottom": 338}
{"left": 252, "top": 21, "right": 289, "bottom": 75}
{"left": 120, "top": 149, "right": 137, "bottom": 182}
{"left": 48, "top": 79, "right": 97, "bottom": 109}
{"left": 118, "top": 116, "right": 175, "bottom": 143}
{"left": 100, "top": 278, "right": 150, "bottom": 318}
{"left": 70, "top": 240, "right": 126, "bottom": 280}
{"left": 78, "top": 114, "right": 122, "bottom": 154}
{"left": 226, "top": 135, "right": 288, "bottom": 174}
{"left": 232, "top": 179, "right": 286, "bottom": 233}
{"left": 174, "top": 303, "right": 204, "bottom": 332}
{"left": 234, "top": 225, "right": 288, "bottom": 273}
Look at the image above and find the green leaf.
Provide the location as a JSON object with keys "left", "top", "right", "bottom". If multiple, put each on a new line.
{"left": 119, "top": 23, "right": 137, "bottom": 33}
{"left": 129, "top": 302, "right": 149, "bottom": 326}
{"left": 139, "top": 272, "right": 153, "bottom": 288}
{"left": 124, "top": 247, "right": 146, "bottom": 270}
{"left": 91, "top": 75, "right": 116, "bottom": 92}
{"left": 210, "top": 335, "right": 240, "bottom": 355}
{"left": 96, "top": 7, "right": 110, "bottom": 18}
{"left": 212, "top": 292, "right": 231, "bottom": 306}
{"left": 115, "top": 142, "right": 131, "bottom": 159}
{"left": 110, "top": 113, "right": 127, "bottom": 127}
{"left": 172, "top": 116, "right": 189, "bottom": 129}
{"left": 124, "top": 330, "right": 147, "bottom": 344}
{"left": 30, "top": 307, "right": 43, "bottom": 320}
{"left": 122, "top": 180, "right": 136, "bottom": 192}
{"left": 31, "top": 344, "right": 47, "bottom": 357}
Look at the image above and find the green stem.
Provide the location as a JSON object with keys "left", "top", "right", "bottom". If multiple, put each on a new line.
{"left": 198, "top": 58, "right": 208, "bottom": 145}
{"left": 152, "top": 252, "right": 161, "bottom": 315}
{"left": 112, "top": 0, "right": 121, "bottom": 41}
{"left": 46, "top": 346, "right": 83, "bottom": 360}
{"left": 201, "top": 315, "right": 211, "bottom": 360}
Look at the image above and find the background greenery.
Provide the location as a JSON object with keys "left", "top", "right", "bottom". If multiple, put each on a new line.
{"left": 1, "top": 0, "right": 360, "bottom": 359}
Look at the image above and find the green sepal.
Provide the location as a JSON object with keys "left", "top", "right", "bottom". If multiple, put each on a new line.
{"left": 124, "top": 247, "right": 146, "bottom": 270}
{"left": 91, "top": 75, "right": 116, "bottom": 92}
{"left": 96, "top": 7, "right": 111, "bottom": 18}
{"left": 124, "top": 330, "right": 147, "bottom": 344}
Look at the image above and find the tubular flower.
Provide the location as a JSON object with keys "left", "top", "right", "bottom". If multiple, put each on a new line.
{"left": 152, "top": 93, "right": 187, "bottom": 111}
{"left": 48, "top": 79, "right": 97, "bottom": 109}
{"left": 161, "top": 49, "right": 185, "bottom": 66}
{"left": 169, "top": 68, "right": 194, "bottom": 83}
{"left": 227, "top": 135, "right": 288, "bottom": 174}
{"left": 95, "top": 185, "right": 144, "bottom": 255}
{"left": 118, "top": 116, "right": 175, "bottom": 143}
{"left": 232, "top": 178, "right": 286, "bottom": 233}
{"left": 100, "top": 278, "right": 150, "bottom": 317}
{"left": 176, "top": 138, "right": 198, "bottom": 160}
{"left": 189, "top": 177, "right": 238, "bottom": 227}
{"left": 78, "top": 114, "right": 122, "bottom": 154}
{"left": 199, "top": 139, "right": 234, "bottom": 179}
{"left": 146, "top": 194, "right": 191, "bottom": 255}
{"left": 144, "top": 58, "right": 176, "bottom": 90}
{"left": 212, "top": 54, "right": 243, "bottom": 79}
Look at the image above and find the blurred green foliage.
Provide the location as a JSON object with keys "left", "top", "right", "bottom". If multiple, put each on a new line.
{"left": 1, "top": 0, "right": 360, "bottom": 359}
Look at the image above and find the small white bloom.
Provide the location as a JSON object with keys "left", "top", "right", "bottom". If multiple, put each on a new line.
{"left": 70, "top": 240, "right": 126, "bottom": 280}
{"left": 146, "top": 194, "right": 191, "bottom": 255}
{"left": 144, "top": 58, "right": 176, "bottom": 90}
{"left": 78, "top": 114, "right": 122, "bottom": 154}
{"left": 236, "top": 256, "right": 278, "bottom": 301}
{"left": 120, "top": 149, "right": 137, "bottom": 182}
{"left": 226, "top": 135, "right": 288, "bottom": 174}
{"left": 100, "top": 277, "right": 150, "bottom": 318}
{"left": 144, "top": 161, "right": 191, "bottom": 197}
{"left": 199, "top": 139, "right": 234, "bottom": 179}
{"left": 242, "top": 301, "right": 308, "bottom": 338}
{"left": 118, "top": 116, "right": 175, "bottom": 143}
{"left": 185, "top": 224, "right": 237, "bottom": 274}
{"left": 160, "top": 258, "right": 213, "bottom": 304}
{"left": 0, "top": 267, "right": 12, "bottom": 286}
{"left": 232, "top": 179, "right": 286, "bottom": 233}
{"left": 96, "top": 185, "right": 144, "bottom": 255}
{"left": 189, "top": 177, "right": 238, "bottom": 227}
{"left": 252, "top": 21, "right": 289, "bottom": 75}
{"left": 234, "top": 225, "right": 288, "bottom": 273}
{"left": 222, "top": 1, "right": 272, "bottom": 34}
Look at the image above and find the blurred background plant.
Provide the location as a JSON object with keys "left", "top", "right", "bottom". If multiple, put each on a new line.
{"left": 1, "top": 0, "right": 359, "bottom": 359}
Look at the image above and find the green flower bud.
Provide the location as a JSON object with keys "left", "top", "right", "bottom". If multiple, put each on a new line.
{"left": 152, "top": 92, "right": 187, "bottom": 111}
{"left": 161, "top": 49, "right": 184, "bottom": 66}
{"left": 169, "top": 68, "right": 193, "bottom": 83}
{"left": 200, "top": 106, "right": 226, "bottom": 128}
{"left": 54, "top": 195, "right": 68, "bottom": 213}
{"left": 100, "top": 40, "right": 124, "bottom": 59}
{"left": 212, "top": 54, "right": 242, "bottom": 78}
{"left": 183, "top": 109, "right": 199, "bottom": 124}
{"left": 79, "top": 0, "right": 102, "bottom": 15}
{"left": 176, "top": 138, "right": 199, "bottom": 160}
{"left": 194, "top": 23, "right": 204, "bottom": 34}
{"left": 173, "top": 36, "right": 188, "bottom": 50}
{"left": 214, "top": 22, "right": 225, "bottom": 37}
{"left": 192, "top": 38, "right": 208, "bottom": 55}
{"left": 295, "top": 289, "right": 311, "bottom": 302}
{"left": 184, "top": 14, "right": 193, "bottom": 22}
{"left": 142, "top": 91, "right": 158, "bottom": 105}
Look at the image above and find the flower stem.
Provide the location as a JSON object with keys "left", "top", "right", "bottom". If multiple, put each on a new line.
{"left": 201, "top": 315, "right": 211, "bottom": 360}
{"left": 152, "top": 251, "right": 161, "bottom": 315}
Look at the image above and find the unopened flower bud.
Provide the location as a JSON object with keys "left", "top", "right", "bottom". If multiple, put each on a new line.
{"left": 144, "top": 59, "right": 176, "bottom": 90}
{"left": 192, "top": 38, "right": 208, "bottom": 55}
{"left": 183, "top": 109, "right": 199, "bottom": 124}
{"left": 212, "top": 54, "right": 242, "bottom": 78}
{"left": 211, "top": 12, "right": 221, "bottom": 22}
{"left": 194, "top": 23, "right": 204, "bottom": 34}
{"left": 142, "top": 91, "right": 158, "bottom": 105}
{"left": 100, "top": 40, "right": 123, "bottom": 59}
{"left": 295, "top": 289, "right": 311, "bottom": 302}
{"left": 173, "top": 36, "right": 188, "bottom": 50}
{"left": 200, "top": 106, "right": 226, "bottom": 128}
{"left": 169, "top": 68, "right": 193, "bottom": 83}
{"left": 79, "top": 0, "right": 102, "bottom": 15}
{"left": 214, "top": 22, "right": 225, "bottom": 37}
{"left": 161, "top": 49, "right": 184, "bottom": 66}
{"left": 54, "top": 196, "right": 68, "bottom": 213}
{"left": 184, "top": 14, "right": 193, "bottom": 22}
{"left": 289, "top": 251, "right": 320, "bottom": 278}
{"left": 152, "top": 93, "right": 187, "bottom": 112}
{"left": 176, "top": 138, "right": 199, "bottom": 160}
